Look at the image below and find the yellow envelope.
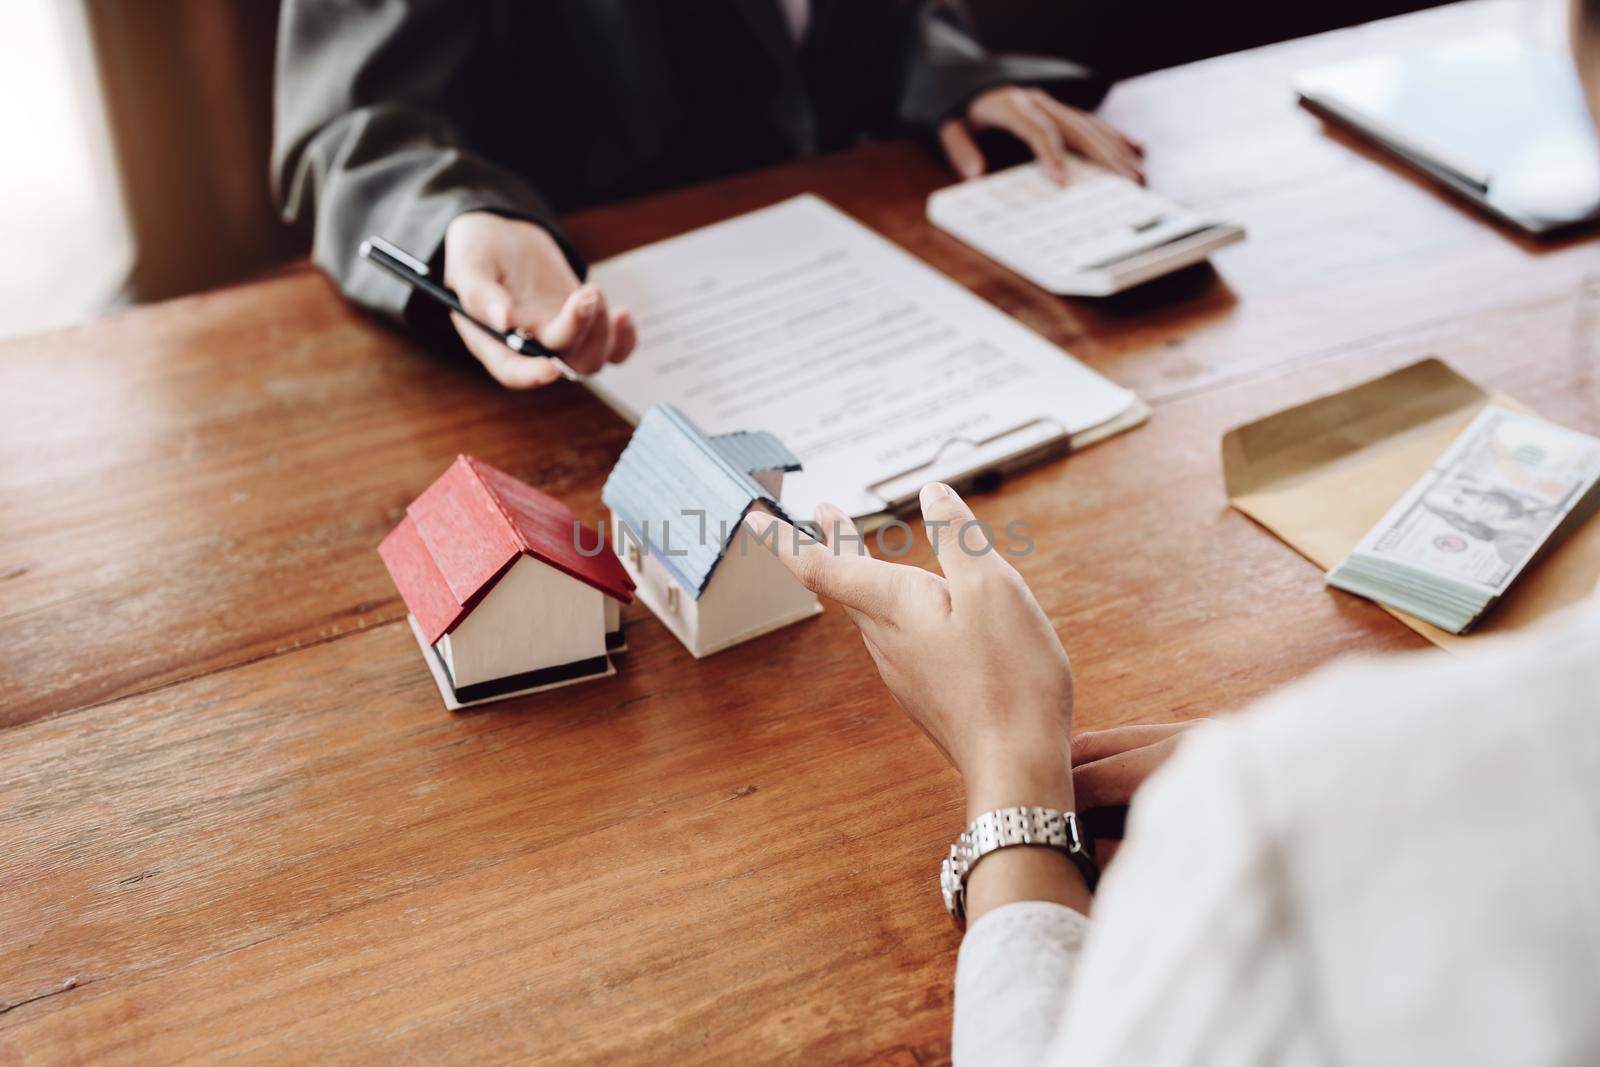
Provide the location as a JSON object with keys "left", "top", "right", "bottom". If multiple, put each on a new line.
{"left": 1222, "top": 359, "right": 1600, "bottom": 650}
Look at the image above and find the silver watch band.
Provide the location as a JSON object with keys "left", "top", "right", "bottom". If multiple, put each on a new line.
{"left": 940, "top": 806, "right": 1098, "bottom": 928}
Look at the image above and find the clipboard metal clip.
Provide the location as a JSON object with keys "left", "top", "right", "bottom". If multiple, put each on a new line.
{"left": 867, "top": 416, "right": 1069, "bottom": 514}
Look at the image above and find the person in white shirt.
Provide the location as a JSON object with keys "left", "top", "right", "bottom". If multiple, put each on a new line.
{"left": 748, "top": 471, "right": 1600, "bottom": 1065}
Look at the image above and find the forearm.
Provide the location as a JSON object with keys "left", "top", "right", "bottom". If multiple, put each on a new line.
{"left": 272, "top": 0, "right": 578, "bottom": 321}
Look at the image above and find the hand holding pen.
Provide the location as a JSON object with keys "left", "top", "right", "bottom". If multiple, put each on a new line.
{"left": 361, "top": 213, "right": 637, "bottom": 389}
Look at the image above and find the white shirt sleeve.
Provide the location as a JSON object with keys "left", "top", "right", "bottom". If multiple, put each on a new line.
{"left": 950, "top": 724, "right": 1324, "bottom": 1067}
{"left": 1049, "top": 724, "right": 1326, "bottom": 1067}
{"left": 950, "top": 599, "right": 1600, "bottom": 1067}
{"left": 952, "top": 901, "right": 1090, "bottom": 1066}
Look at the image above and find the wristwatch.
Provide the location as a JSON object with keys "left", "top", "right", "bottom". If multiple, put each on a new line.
{"left": 940, "top": 806, "right": 1099, "bottom": 929}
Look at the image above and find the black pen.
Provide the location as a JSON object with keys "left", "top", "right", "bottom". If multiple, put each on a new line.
{"left": 357, "top": 235, "right": 579, "bottom": 381}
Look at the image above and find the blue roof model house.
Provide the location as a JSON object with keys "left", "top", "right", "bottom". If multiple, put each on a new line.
{"left": 602, "top": 404, "right": 821, "bottom": 657}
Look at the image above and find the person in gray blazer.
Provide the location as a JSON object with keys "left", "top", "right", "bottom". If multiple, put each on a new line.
{"left": 272, "top": 0, "right": 1142, "bottom": 388}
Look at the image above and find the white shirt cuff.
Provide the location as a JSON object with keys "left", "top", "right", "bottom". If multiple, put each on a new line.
{"left": 952, "top": 901, "right": 1090, "bottom": 1067}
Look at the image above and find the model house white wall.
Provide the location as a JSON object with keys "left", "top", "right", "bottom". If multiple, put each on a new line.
{"left": 601, "top": 405, "right": 818, "bottom": 659}
{"left": 439, "top": 555, "right": 606, "bottom": 686}
{"left": 696, "top": 505, "right": 819, "bottom": 654}
{"left": 615, "top": 514, "right": 705, "bottom": 652}
{"left": 612, "top": 505, "right": 819, "bottom": 658}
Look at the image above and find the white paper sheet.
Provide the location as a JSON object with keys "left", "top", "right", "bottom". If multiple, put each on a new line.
{"left": 586, "top": 195, "right": 1136, "bottom": 519}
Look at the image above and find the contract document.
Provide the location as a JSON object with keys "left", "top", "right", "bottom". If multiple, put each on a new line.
{"left": 587, "top": 195, "right": 1145, "bottom": 521}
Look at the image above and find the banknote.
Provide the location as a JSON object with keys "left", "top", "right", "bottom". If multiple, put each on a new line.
{"left": 1329, "top": 405, "right": 1600, "bottom": 632}
{"left": 1349, "top": 406, "right": 1600, "bottom": 592}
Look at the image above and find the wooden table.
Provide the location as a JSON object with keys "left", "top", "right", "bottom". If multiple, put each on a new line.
{"left": 4, "top": 2, "right": 1597, "bottom": 1061}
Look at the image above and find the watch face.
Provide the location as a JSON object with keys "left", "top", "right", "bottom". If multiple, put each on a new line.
{"left": 940, "top": 859, "right": 958, "bottom": 914}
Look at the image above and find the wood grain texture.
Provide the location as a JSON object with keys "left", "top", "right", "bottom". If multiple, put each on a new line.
{"left": 0, "top": 276, "right": 640, "bottom": 726}
{"left": 1, "top": 0, "right": 1590, "bottom": 728}
{"left": 3, "top": 289, "right": 1594, "bottom": 1063}
{"left": 3, "top": 2, "right": 1599, "bottom": 1061}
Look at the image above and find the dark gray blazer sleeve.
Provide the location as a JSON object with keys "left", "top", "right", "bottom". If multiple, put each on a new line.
{"left": 271, "top": 0, "right": 578, "bottom": 322}
{"left": 900, "top": 0, "right": 1110, "bottom": 131}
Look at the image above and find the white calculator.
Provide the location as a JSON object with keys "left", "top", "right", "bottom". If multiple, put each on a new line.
{"left": 927, "top": 160, "right": 1245, "bottom": 297}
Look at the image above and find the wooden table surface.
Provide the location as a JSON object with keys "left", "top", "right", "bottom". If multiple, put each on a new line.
{"left": 4, "top": 2, "right": 1598, "bottom": 1062}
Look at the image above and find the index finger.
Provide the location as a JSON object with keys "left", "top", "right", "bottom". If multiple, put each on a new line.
{"left": 1012, "top": 92, "right": 1070, "bottom": 184}
{"left": 1041, "top": 98, "right": 1144, "bottom": 184}
{"left": 742, "top": 510, "right": 900, "bottom": 623}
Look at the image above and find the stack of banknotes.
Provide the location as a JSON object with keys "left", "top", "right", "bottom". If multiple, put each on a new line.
{"left": 1328, "top": 405, "right": 1600, "bottom": 633}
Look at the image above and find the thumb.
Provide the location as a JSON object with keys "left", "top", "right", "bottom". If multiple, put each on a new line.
{"left": 939, "top": 120, "right": 986, "bottom": 180}
{"left": 534, "top": 285, "right": 603, "bottom": 352}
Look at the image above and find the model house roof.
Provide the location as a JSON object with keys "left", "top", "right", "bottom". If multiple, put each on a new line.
{"left": 601, "top": 405, "right": 802, "bottom": 600}
{"left": 704, "top": 430, "right": 802, "bottom": 475}
{"left": 380, "top": 455, "right": 634, "bottom": 644}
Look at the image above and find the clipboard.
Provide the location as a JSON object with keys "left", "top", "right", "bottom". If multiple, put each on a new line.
{"left": 1222, "top": 359, "right": 1600, "bottom": 650}
{"left": 585, "top": 195, "right": 1146, "bottom": 523}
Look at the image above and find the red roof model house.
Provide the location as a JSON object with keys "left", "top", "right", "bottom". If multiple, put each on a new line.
{"left": 379, "top": 456, "right": 634, "bottom": 710}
